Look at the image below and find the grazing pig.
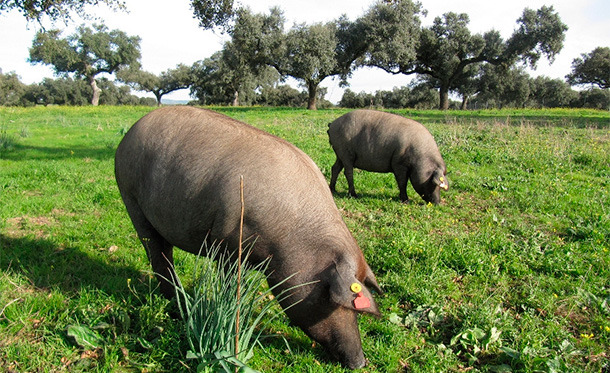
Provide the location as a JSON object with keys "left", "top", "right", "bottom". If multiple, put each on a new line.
{"left": 114, "top": 106, "right": 382, "bottom": 369}
{"left": 328, "top": 109, "right": 448, "bottom": 204}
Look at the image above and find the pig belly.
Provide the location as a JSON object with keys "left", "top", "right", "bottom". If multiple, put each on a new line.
{"left": 353, "top": 150, "right": 394, "bottom": 173}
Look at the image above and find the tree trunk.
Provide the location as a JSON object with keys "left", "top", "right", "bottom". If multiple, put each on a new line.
{"left": 232, "top": 90, "right": 239, "bottom": 107}
{"left": 307, "top": 81, "right": 317, "bottom": 110}
{"left": 460, "top": 96, "right": 469, "bottom": 110}
{"left": 89, "top": 76, "right": 102, "bottom": 106}
{"left": 155, "top": 92, "right": 163, "bottom": 107}
{"left": 439, "top": 85, "right": 450, "bottom": 110}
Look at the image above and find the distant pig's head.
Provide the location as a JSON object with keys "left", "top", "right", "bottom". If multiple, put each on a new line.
{"left": 280, "top": 255, "right": 382, "bottom": 369}
{"left": 413, "top": 167, "right": 448, "bottom": 204}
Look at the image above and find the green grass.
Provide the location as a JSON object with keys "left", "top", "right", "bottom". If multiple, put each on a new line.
{"left": 1, "top": 106, "right": 609, "bottom": 372}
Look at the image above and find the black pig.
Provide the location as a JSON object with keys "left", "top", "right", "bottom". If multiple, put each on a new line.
{"left": 328, "top": 109, "right": 448, "bottom": 203}
{"left": 115, "top": 106, "right": 382, "bottom": 369}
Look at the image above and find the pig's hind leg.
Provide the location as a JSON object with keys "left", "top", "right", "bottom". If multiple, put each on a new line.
{"left": 330, "top": 158, "right": 344, "bottom": 194}
{"left": 122, "top": 198, "right": 176, "bottom": 298}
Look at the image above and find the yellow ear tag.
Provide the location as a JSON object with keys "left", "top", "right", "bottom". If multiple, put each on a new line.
{"left": 439, "top": 176, "right": 448, "bottom": 190}
{"left": 350, "top": 282, "right": 362, "bottom": 293}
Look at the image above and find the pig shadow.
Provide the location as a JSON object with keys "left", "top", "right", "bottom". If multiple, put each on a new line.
{"left": 257, "top": 327, "right": 336, "bottom": 366}
{"left": 0, "top": 233, "right": 142, "bottom": 297}
{"left": 0, "top": 233, "right": 338, "bottom": 366}
{"left": 332, "top": 190, "right": 429, "bottom": 205}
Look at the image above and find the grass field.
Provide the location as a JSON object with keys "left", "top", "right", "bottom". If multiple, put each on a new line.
{"left": 1, "top": 106, "right": 609, "bottom": 372}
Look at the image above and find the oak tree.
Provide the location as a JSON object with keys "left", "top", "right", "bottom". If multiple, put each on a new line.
{"left": 118, "top": 64, "right": 192, "bottom": 106}
{"left": 29, "top": 24, "right": 141, "bottom": 106}
{"left": 272, "top": 21, "right": 342, "bottom": 110}
{"left": 367, "top": 5, "right": 567, "bottom": 110}
{"left": 566, "top": 47, "right": 610, "bottom": 89}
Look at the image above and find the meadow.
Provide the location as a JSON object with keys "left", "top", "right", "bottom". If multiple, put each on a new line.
{"left": 0, "top": 105, "right": 608, "bottom": 372}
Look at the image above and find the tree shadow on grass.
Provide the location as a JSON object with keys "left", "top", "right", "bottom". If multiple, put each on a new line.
{"left": 0, "top": 233, "right": 142, "bottom": 297}
{"left": 1, "top": 144, "right": 117, "bottom": 162}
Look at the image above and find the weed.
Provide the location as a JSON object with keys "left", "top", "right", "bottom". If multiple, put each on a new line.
{"left": 170, "top": 242, "right": 297, "bottom": 372}
{"left": 0, "top": 127, "right": 16, "bottom": 151}
{"left": 450, "top": 326, "right": 503, "bottom": 365}
{"left": 19, "top": 126, "right": 30, "bottom": 138}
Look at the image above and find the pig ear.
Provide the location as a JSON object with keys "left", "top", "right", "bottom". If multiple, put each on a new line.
{"left": 328, "top": 264, "right": 381, "bottom": 316}
{"left": 432, "top": 169, "right": 449, "bottom": 191}
{"left": 363, "top": 263, "right": 383, "bottom": 295}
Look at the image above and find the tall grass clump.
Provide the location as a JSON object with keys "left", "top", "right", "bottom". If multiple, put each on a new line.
{"left": 170, "top": 243, "right": 294, "bottom": 373}
{"left": 0, "top": 127, "right": 17, "bottom": 151}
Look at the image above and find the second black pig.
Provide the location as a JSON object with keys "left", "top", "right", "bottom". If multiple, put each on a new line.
{"left": 328, "top": 109, "right": 448, "bottom": 204}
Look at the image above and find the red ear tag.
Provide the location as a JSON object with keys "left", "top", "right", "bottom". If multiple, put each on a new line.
{"left": 353, "top": 291, "right": 370, "bottom": 309}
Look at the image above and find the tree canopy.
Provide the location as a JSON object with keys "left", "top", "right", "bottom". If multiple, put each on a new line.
{"left": 358, "top": 0, "right": 422, "bottom": 74}
{"left": 0, "top": 71, "right": 27, "bottom": 106}
{"left": 0, "top": 0, "right": 125, "bottom": 23}
{"left": 190, "top": 0, "right": 236, "bottom": 30}
{"left": 29, "top": 23, "right": 141, "bottom": 106}
{"left": 6, "top": 0, "right": 606, "bottom": 110}
{"left": 190, "top": 49, "right": 280, "bottom": 106}
{"left": 118, "top": 64, "right": 192, "bottom": 106}
{"left": 224, "top": 2, "right": 419, "bottom": 110}
{"left": 272, "top": 21, "right": 344, "bottom": 110}
{"left": 365, "top": 4, "right": 567, "bottom": 110}
{"left": 1, "top": 0, "right": 235, "bottom": 26}
{"left": 566, "top": 47, "right": 610, "bottom": 89}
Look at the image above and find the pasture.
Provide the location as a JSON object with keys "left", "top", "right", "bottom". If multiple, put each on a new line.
{"left": 1, "top": 106, "right": 609, "bottom": 372}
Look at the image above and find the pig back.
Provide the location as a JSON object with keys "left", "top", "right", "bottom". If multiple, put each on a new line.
{"left": 328, "top": 109, "right": 437, "bottom": 172}
{"left": 115, "top": 107, "right": 347, "bottom": 263}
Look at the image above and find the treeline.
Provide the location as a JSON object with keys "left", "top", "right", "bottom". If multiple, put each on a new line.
{"left": 340, "top": 70, "right": 610, "bottom": 110}
{"left": 0, "top": 69, "right": 331, "bottom": 108}
{"left": 1, "top": 0, "right": 609, "bottom": 110}
{"left": 0, "top": 72, "right": 157, "bottom": 107}
{"left": 1, "top": 67, "right": 607, "bottom": 110}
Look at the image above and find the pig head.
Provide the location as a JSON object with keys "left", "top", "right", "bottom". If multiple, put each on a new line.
{"left": 114, "top": 106, "right": 382, "bottom": 369}
{"left": 275, "top": 252, "right": 382, "bottom": 369}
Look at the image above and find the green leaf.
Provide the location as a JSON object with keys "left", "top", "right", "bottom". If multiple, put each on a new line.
{"left": 238, "top": 365, "right": 260, "bottom": 373}
{"left": 187, "top": 350, "right": 202, "bottom": 360}
{"left": 66, "top": 325, "right": 102, "bottom": 349}
{"left": 137, "top": 337, "right": 153, "bottom": 350}
{"left": 388, "top": 312, "right": 404, "bottom": 326}
{"left": 500, "top": 346, "right": 521, "bottom": 359}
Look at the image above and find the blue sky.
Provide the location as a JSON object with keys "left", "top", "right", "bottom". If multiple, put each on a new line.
{"left": 1, "top": 0, "right": 608, "bottom": 103}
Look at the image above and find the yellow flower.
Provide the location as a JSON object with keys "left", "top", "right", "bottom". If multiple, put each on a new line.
{"left": 580, "top": 333, "right": 594, "bottom": 340}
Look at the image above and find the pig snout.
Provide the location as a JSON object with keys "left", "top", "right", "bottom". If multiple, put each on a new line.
{"left": 332, "top": 330, "right": 368, "bottom": 369}
{"left": 298, "top": 308, "right": 368, "bottom": 369}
